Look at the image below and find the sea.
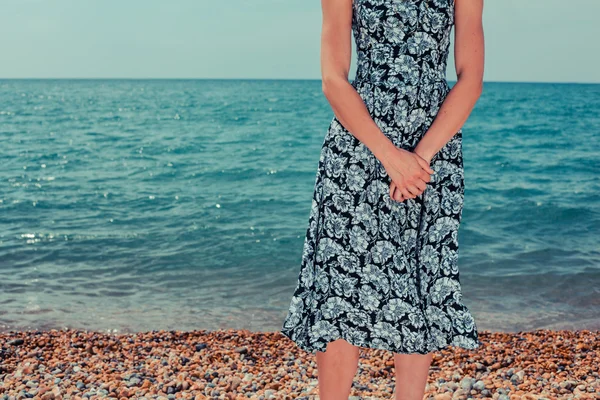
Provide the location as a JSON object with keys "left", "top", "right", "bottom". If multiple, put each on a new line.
{"left": 0, "top": 79, "right": 598, "bottom": 334}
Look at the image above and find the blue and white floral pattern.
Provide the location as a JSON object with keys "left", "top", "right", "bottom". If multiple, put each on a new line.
{"left": 281, "top": 0, "right": 483, "bottom": 354}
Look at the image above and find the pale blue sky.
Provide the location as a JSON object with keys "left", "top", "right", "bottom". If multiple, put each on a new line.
{"left": 1, "top": 0, "right": 598, "bottom": 82}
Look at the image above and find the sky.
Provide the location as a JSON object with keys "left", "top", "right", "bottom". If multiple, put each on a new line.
{"left": 1, "top": 0, "right": 599, "bottom": 83}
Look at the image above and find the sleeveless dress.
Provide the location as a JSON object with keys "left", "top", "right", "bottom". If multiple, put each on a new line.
{"left": 280, "top": 0, "right": 483, "bottom": 355}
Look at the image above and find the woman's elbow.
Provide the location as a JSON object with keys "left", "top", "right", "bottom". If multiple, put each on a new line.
{"left": 474, "top": 78, "right": 484, "bottom": 98}
{"left": 321, "top": 79, "right": 330, "bottom": 98}
{"left": 321, "top": 76, "right": 344, "bottom": 100}
{"left": 321, "top": 77, "right": 334, "bottom": 100}
{"left": 458, "top": 74, "right": 484, "bottom": 100}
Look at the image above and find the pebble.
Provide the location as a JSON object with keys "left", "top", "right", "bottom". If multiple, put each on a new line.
{"left": 194, "top": 343, "right": 207, "bottom": 351}
{"left": 0, "top": 327, "right": 596, "bottom": 399}
{"left": 459, "top": 376, "right": 475, "bottom": 391}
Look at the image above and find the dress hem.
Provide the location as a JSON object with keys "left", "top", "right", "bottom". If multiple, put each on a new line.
{"left": 279, "top": 326, "right": 483, "bottom": 356}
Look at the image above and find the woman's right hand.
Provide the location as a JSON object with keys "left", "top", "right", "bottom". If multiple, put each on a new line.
{"left": 379, "top": 146, "right": 434, "bottom": 201}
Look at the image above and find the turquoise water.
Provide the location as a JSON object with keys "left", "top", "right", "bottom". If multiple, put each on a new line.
{"left": 0, "top": 79, "right": 599, "bottom": 333}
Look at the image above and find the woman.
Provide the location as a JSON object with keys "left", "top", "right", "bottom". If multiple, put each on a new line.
{"left": 281, "top": 0, "right": 485, "bottom": 399}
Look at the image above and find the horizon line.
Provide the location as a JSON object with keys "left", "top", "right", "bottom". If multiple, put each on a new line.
{"left": 0, "top": 77, "right": 599, "bottom": 85}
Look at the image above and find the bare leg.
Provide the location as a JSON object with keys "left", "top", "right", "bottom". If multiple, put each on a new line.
{"left": 315, "top": 338, "right": 360, "bottom": 400}
{"left": 393, "top": 352, "right": 433, "bottom": 400}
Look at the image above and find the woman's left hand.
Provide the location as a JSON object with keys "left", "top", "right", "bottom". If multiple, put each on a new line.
{"left": 389, "top": 150, "right": 432, "bottom": 202}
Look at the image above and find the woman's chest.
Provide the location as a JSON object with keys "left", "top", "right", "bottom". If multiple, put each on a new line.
{"left": 352, "top": 0, "right": 455, "bottom": 44}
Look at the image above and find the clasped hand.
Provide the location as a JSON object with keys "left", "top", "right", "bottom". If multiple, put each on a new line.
{"left": 381, "top": 147, "right": 434, "bottom": 202}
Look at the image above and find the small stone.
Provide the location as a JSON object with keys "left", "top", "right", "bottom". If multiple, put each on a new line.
{"left": 231, "top": 377, "right": 242, "bottom": 391}
{"left": 128, "top": 377, "right": 141, "bottom": 387}
{"left": 510, "top": 370, "right": 524, "bottom": 384}
{"left": 195, "top": 343, "right": 207, "bottom": 351}
{"left": 452, "top": 389, "right": 469, "bottom": 399}
{"left": 459, "top": 376, "right": 475, "bottom": 391}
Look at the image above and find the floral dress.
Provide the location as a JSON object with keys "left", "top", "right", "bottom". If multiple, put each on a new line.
{"left": 280, "top": 0, "right": 483, "bottom": 354}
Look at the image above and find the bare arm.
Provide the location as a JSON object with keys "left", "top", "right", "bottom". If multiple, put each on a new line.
{"left": 413, "top": 0, "right": 485, "bottom": 162}
{"left": 321, "top": 0, "right": 433, "bottom": 199}
{"left": 320, "top": 0, "right": 392, "bottom": 158}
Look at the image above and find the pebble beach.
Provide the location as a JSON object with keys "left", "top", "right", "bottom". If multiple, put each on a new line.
{"left": 0, "top": 328, "right": 598, "bottom": 399}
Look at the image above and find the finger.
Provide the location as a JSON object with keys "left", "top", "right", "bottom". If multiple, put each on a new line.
{"left": 416, "top": 156, "right": 434, "bottom": 174}
{"left": 399, "top": 186, "right": 414, "bottom": 199}
{"left": 415, "top": 154, "right": 433, "bottom": 173}
{"left": 415, "top": 179, "right": 427, "bottom": 192}
{"left": 390, "top": 181, "right": 400, "bottom": 200}
{"left": 394, "top": 187, "right": 404, "bottom": 202}
{"left": 390, "top": 184, "right": 402, "bottom": 202}
{"left": 420, "top": 169, "right": 432, "bottom": 183}
{"left": 406, "top": 184, "right": 422, "bottom": 197}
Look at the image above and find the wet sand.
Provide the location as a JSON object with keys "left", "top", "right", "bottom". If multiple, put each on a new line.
{"left": 0, "top": 328, "right": 598, "bottom": 399}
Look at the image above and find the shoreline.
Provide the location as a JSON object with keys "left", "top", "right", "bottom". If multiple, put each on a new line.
{"left": 0, "top": 328, "right": 598, "bottom": 399}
